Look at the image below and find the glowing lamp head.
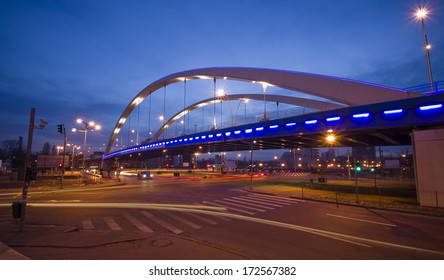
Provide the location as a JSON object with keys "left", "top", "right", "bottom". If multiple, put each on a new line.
{"left": 416, "top": 8, "right": 428, "bottom": 19}
{"left": 216, "top": 89, "right": 226, "bottom": 97}
{"left": 326, "top": 134, "right": 336, "bottom": 143}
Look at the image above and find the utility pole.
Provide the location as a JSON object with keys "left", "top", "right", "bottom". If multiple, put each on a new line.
{"left": 19, "top": 108, "right": 35, "bottom": 232}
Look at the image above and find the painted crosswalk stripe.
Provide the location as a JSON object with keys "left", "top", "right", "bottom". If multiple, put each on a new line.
{"left": 249, "top": 195, "right": 295, "bottom": 205}
{"left": 239, "top": 195, "right": 287, "bottom": 207}
{"left": 204, "top": 201, "right": 255, "bottom": 215}
{"left": 160, "top": 211, "right": 202, "bottom": 229}
{"left": 229, "top": 196, "right": 278, "bottom": 209}
{"left": 193, "top": 205, "right": 231, "bottom": 221}
{"left": 140, "top": 210, "right": 184, "bottom": 235}
{"left": 104, "top": 216, "right": 122, "bottom": 231}
{"left": 223, "top": 197, "right": 274, "bottom": 210}
{"left": 246, "top": 195, "right": 292, "bottom": 206}
{"left": 82, "top": 219, "right": 94, "bottom": 230}
{"left": 123, "top": 214, "right": 153, "bottom": 233}
{"left": 218, "top": 199, "right": 266, "bottom": 212}
{"left": 185, "top": 211, "right": 220, "bottom": 224}
{"left": 251, "top": 193, "right": 302, "bottom": 203}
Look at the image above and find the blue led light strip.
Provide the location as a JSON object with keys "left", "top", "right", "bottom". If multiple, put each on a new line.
{"left": 353, "top": 113, "right": 370, "bottom": 118}
{"left": 419, "top": 104, "right": 443, "bottom": 111}
{"left": 326, "top": 116, "right": 341, "bottom": 122}
{"left": 305, "top": 120, "right": 317, "bottom": 125}
{"left": 383, "top": 109, "right": 403, "bottom": 115}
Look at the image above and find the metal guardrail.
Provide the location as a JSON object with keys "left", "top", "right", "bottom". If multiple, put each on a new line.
{"left": 403, "top": 80, "right": 444, "bottom": 94}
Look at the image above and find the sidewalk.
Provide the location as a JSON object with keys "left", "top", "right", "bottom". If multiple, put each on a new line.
{"left": 0, "top": 224, "right": 245, "bottom": 260}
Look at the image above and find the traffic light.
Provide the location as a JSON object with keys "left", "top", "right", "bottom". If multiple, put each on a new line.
{"left": 57, "top": 124, "right": 64, "bottom": 134}
{"left": 356, "top": 166, "right": 362, "bottom": 172}
{"left": 370, "top": 167, "right": 375, "bottom": 172}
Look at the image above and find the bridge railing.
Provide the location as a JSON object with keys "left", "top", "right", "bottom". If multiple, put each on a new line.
{"left": 403, "top": 80, "right": 444, "bottom": 94}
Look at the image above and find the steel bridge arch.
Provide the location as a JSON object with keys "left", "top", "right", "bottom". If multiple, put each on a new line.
{"left": 106, "top": 67, "right": 422, "bottom": 153}
{"left": 151, "top": 93, "right": 346, "bottom": 141}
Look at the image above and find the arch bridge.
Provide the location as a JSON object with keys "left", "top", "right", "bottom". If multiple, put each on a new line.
{"left": 103, "top": 67, "right": 444, "bottom": 207}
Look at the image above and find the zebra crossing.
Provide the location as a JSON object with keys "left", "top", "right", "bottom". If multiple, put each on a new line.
{"left": 79, "top": 194, "right": 302, "bottom": 235}
{"left": 271, "top": 171, "right": 310, "bottom": 177}
{"left": 0, "top": 207, "right": 12, "bottom": 225}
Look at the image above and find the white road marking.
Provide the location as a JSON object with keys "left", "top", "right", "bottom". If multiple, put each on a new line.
{"left": 247, "top": 195, "right": 293, "bottom": 206}
{"left": 219, "top": 199, "right": 267, "bottom": 212}
{"left": 140, "top": 210, "right": 184, "bottom": 235}
{"left": 81, "top": 219, "right": 94, "bottom": 230}
{"left": 160, "top": 211, "right": 202, "bottom": 229}
{"left": 103, "top": 216, "right": 122, "bottom": 231}
{"left": 240, "top": 196, "right": 287, "bottom": 207}
{"left": 185, "top": 211, "right": 220, "bottom": 224}
{"left": 251, "top": 193, "right": 303, "bottom": 203}
{"left": 192, "top": 204, "right": 230, "bottom": 222}
{"left": 25, "top": 202, "right": 444, "bottom": 257}
{"left": 326, "top": 213, "right": 397, "bottom": 227}
{"left": 123, "top": 214, "right": 153, "bottom": 233}
{"left": 223, "top": 197, "right": 275, "bottom": 210}
{"left": 203, "top": 201, "right": 256, "bottom": 215}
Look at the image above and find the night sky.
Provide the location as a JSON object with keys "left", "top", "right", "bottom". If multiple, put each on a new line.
{"left": 1, "top": 0, "right": 443, "bottom": 157}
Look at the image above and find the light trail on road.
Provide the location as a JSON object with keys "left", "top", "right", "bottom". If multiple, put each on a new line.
{"left": 18, "top": 201, "right": 444, "bottom": 258}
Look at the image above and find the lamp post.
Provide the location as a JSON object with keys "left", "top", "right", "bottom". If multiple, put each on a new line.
{"left": 67, "top": 143, "right": 79, "bottom": 169}
{"left": 415, "top": 7, "right": 435, "bottom": 92}
{"left": 216, "top": 88, "right": 225, "bottom": 128}
{"left": 72, "top": 119, "right": 101, "bottom": 169}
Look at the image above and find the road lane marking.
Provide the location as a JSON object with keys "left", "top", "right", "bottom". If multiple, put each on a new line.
{"left": 247, "top": 195, "right": 293, "bottom": 206}
{"left": 140, "top": 210, "right": 184, "bottom": 235}
{"left": 185, "top": 211, "right": 220, "bottom": 224}
{"left": 240, "top": 196, "right": 288, "bottom": 207}
{"left": 251, "top": 193, "right": 304, "bottom": 203}
{"left": 203, "top": 201, "right": 256, "bottom": 215}
{"left": 25, "top": 202, "right": 444, "bottom": 257}
{"left": 160, "top": 211, "right": 202, "bottom": 229}
{"left": 223, "top": 198, "right": 269, "bottom": 212}
{"left": 123, "top": 214, "right": 153, "bottom": 233}
{"left": 326, "top": 214, "right": 397, "bottom": 227}
{"left": 224, "top": 197, "right": 275, "bottom": 210}
{"left": 81, "top": 219, "right": 94, "bottom": 230}
{"left": 219, "top": 199, "right": 267, "bottom": 212}
{"left": 103, "top": 216, "right": 122, "bottom": 231}
{"left": 192, "top": 204, "right": 230, "bottom": 222}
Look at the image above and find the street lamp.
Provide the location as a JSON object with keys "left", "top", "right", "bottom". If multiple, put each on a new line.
{"left": 415, "top": 6, "right": 435, "bottom": 92}
{"left": 72, "top": 118, "right": 101, "bottom": 169}
{"left": 67, "top": 143, "right": 80, "bottom": 168}
{"left": 216, "top": 88, "right": 226, "bottom": 128}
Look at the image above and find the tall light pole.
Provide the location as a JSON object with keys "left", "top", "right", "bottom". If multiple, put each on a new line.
{"left": 216, "top": 88, "right": 225, "bottom": 128}
{"left": 415, "top": 7, "right": 435, "bottom": 92}
{"left": 72, "top": 118, "right": 101, "bottom": 169}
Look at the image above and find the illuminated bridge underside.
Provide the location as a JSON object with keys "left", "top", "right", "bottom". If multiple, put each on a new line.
{"left": 106, "top": 67, "right": 423, "bottom": 153}
{"left": 153, "top": 93, "right": 345, "bottom": 140}
{"left": 103, "top": 94, "right": 444, "bottom": 161}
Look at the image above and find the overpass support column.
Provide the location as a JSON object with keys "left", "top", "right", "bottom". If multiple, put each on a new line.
{"left": 411, "top": 128, "right": 444, "bottom": 207}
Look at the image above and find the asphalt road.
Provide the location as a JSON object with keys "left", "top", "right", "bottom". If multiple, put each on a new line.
{"left": 1, "top": 175, "right": 444, "bottom": 260}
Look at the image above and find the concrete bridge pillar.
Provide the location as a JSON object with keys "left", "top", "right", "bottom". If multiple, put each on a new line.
{"left": 411, "top": 128, "right": 444, "bottom": 207}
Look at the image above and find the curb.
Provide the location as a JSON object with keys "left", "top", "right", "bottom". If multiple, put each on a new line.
{"left": 244, "top": 187, "right": 444, "bottom": 218}
{"left": 0, "top": 242, "right": 29, "bottom": 260}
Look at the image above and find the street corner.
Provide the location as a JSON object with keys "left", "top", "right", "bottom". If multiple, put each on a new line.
{"left": 0, "top": 242, "right": 29, "bottom": 260}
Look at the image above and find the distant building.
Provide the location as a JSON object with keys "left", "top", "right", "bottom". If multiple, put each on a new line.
{"left": 352, "top": 147, "right": 376, "bottom": 164}
{"left": 281, "top": 148, "right": 319, "bottom": 170}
